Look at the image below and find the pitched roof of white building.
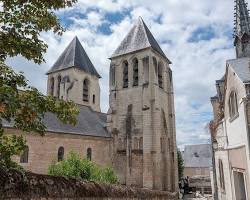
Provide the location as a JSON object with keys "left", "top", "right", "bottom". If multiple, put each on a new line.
{"left": 184, "top": 144, "right": 212, "bottom": 168}
{"left": 227, "top": 57, "right": 250, "bottom": 83}
{"left": 111, "top": 17, "right": 171, "bottom": 63}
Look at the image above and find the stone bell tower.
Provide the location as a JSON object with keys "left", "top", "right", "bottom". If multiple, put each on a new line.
{"left": 46, "top": 36, "right": 101, "bottom": 112}
{"left": 107, "top": 17, "right": 178, "bottom": 191}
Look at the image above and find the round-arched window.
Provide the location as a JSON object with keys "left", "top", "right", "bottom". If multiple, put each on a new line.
{"left": 87, "top": 148, "right": 92, "bottom": 161}
{"left": 58, "top": 146, "right": 64, "bottom": 162}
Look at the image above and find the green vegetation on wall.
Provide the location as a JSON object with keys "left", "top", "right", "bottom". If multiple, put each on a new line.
{"left": 48, "top": 152, "right": 118, "bottom": 184}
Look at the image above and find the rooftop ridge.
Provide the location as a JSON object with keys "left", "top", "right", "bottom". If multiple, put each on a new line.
{"left": 47, "top": 36, "right": 101, "bottom": 78}
{"left": 111, "top": 17, "right": 171, "bottom": 63}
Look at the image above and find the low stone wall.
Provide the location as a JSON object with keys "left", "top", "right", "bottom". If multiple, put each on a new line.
{"left": 0, "top": 169, "right": 177, "bottom": 200}
{"left": 189, "top": 176, "right": 212, "bottom": 194}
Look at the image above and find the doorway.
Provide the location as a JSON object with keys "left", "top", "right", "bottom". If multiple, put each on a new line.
{"left": 233, "top": 171, "right": 247, "bottom": 200}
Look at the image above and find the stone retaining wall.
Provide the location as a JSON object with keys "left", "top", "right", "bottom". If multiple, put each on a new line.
{"left": 0, "top": 169, "right": 177, "bottom": 200}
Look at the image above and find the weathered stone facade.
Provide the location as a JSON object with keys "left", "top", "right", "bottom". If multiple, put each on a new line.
{"left": 47, "top": 67, "right": 101, "bottom": 112}
{"left": 46, "top": 37, "right": 101, "bottom": 112}
{"left": 0, "top": 169, "right": 178, "bottom": 200}
{"left": 3, "top": 17, "right": 178, "bottom": 193}
{"left": 107, "top": 18, "right": 178, "bottom": 191}
{"left": 5, "top": 128, "right": 111, "bottom": 175}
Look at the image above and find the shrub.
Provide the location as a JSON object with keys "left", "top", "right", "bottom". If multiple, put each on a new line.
{"left": 177, "top": 149, "right": 184, "bottom": 180}
{"left": 48, "top": 152, "right": 118, "bottom": 184}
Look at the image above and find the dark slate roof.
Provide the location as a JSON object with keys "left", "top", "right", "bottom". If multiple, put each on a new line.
{"left": 227, "top": 57, "right": 250, "bottom": 83}
{"left": 3, "top": 105, "right": 110, "bottom": 138}
{"left": 184, "top": 144, "right": 212, "bottom": 168}
{"left": 47, "top": 37, "right": 101, "bottom": 78}
{"left": 111, "top": 17, "right": 171, "bottom": 63}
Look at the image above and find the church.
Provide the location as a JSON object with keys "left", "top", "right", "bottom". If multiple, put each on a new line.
{"left": 4, "top": 17, "right": 178, "bottom": 192}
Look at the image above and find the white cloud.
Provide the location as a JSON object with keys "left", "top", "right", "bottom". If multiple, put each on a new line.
{"left": 6, "top": 0, "right": 247, "bottom": 148}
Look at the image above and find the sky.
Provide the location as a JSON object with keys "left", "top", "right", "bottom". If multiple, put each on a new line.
{"left": 6, "top": 0, "right": 245, "bottom": 149}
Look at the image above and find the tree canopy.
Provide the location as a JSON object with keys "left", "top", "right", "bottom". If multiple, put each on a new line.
{"left": 0, "top": 0, "right": 79, "bottom": 169}
{"left": 177, "top": 149, "right": 184, "bottom": 180}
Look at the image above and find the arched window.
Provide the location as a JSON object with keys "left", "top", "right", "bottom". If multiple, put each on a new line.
{"left": 139, "top": 137, "right": 143, "bottom": 150}
{"left": 158, "top": 62, "right": 163, "bottom": 88}
{"left": 58, "top": 146, "right": 64, "bottom": 162}
{"left": 242, "top": 34, "right": 249, "bottom": 52}
{"left": 229, "top": 91, "right": 238, "bottom": 118}
{"left": 123, "top": 61, "right": 128, "bottom": 88}
{"left": 133, "top": 58, "right": 139, "bottom": 86}
{"left": 87, "top": 148, "right": 92, "bottom": 160}
{"left": 153, "top": 57, "right": 158, "bottom": 78}
{"left": 20, "top": 146, "right": 29, "bottom": 163}
{"left": 110, "top": 65, "right": 116, "bottom": 86}
{"left": 219, "top": 159, "right": 225, "bottom": 190}
{"left": 143, "top": 56, "right": 149, "bottom": 83}
{"left": 57, "top": 75, "right": 61, "bottom": 98}
{"left": 168, "top": 68, "right": 172, "bottom": 84}
{"left": 83, "top": 79, "right": 89, "bottom": 102}
{"left": 50, "top": 77, "right": 54, "bottom": 96}
{"left": 93, "top": 94, "right": 95, "bottom": 104}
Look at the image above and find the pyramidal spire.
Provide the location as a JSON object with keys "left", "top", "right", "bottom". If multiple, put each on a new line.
{"left": 234, "top": 0, "right": 250, "bottom": 58}
{"left": 47, "top": 36, "right": 101, "bottom": 78}
{"left": 234, "top": 0, "right": 250, "bottom": 37}
{"left": 111, "top": 17, "right": 171, "bottom": 63}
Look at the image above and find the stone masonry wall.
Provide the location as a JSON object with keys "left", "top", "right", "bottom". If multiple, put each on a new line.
{"left": 5, "top": 128, "right": 111, "bottom": 175}
{"left": 0, "top": 169, "right": 178, "bottom": 200}
{"left": 47, "top": 68, "right": 101, "bottom": 112}
{"left": 108, "top": 48, "right": 178, "bottom": 191}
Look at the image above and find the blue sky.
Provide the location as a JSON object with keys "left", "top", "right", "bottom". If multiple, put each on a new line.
{"left": 7, "top": 0, "right": 244, "bottom": 149}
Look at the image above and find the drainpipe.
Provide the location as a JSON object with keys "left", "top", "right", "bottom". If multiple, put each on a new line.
{"left": 243, "top": 97, "right": 250, "bottom": 157}
{"left": 211, "top": 134, "right": 218, "bottom": 200}
{"left": 243, "top": 96, "right": 250, "bottom": 192}
{"left": 224, "top": 115, "right": 234, "bottom": 200}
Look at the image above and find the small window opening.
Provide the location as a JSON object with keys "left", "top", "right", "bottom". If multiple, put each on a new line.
{"left": 57, "top": 75, "right": 61, "bottom": 98}
{"left": 58, "top": 146, "right": 64, "bottom": 162}
{"left": 123, "top": 61, "right": 129, "bottom": 88}
{"left": 50, "top": 77, "right": 54, "bottom": 96}
{"left": 20, "top": 146, "right": 29, "bottom": 163}
{"left": 87, "top": 148, "right": 92, "bottom": 160}
{"left": 158, "top": 63, "right": 163, "bottom": 88}
{"left": 93, "top": 94, "right": 95, "bottom": 104}
{"left": 133, "top": 58, "right": 139, "bottom": 86}
{"left": 83, "top": 79, "right": 89, "bottom": 102}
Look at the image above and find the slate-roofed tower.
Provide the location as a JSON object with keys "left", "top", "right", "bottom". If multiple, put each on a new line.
{"left": 47, "top": 36, "right": 101, "bottom": 112}
{"left": 107, "top": 17, "right": 178, "bottom": 191}
{"left": 234, "top": 0, "right": 250, "bottom": 58}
